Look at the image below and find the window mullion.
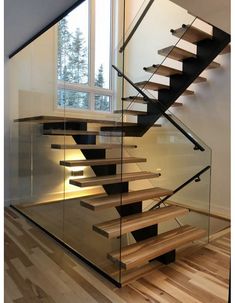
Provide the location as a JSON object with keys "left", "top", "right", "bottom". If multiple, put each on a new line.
{"left": 90, "top": 0, "right": 95, "bottom": 88}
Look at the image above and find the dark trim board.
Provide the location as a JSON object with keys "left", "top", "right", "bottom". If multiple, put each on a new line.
{"left": 10, "top": 204, "right": 122, "bottom": 288}
{"left": 9, "top": 0, "right": 86, "bottom": 58}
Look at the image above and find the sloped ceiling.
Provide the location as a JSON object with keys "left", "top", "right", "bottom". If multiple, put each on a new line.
{"left": 170, "top": 0, "right": 230, "bottom": 34}
{"left": 4, "top": 0, "right": 82, "bottom": 57}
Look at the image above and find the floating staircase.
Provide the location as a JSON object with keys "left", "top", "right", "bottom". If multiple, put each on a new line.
{"left": 102, "top": 23, "right": 230, "bottom": 136}
{"left": 43, "top": 114, "right": 206, "bottom": 283}
{"left": 16, "top": 20, "right": 230, "bottom": 286}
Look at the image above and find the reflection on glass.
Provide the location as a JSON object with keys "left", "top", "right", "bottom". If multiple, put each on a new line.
{"left": 57, "top": 89, "right": 89, "bottom": 109}
{"left": 95, "top": 95, "right": 111, "bottom": 111}
{"left": 57, "top": 1, "right": 89, "bottom": 84}
{"left": 95, "top": 0, "right": 111, "bottom": 89}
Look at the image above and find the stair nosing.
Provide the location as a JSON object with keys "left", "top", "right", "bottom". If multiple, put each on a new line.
{"left": 80, "top": 187, "right": 173, "bottom": 210}
{"left": 60, "top": 157, "right": 147, "bottom": 167}
{"left": 93, "top": 206, "right": 189, "bottom": 238}
{"left": 108, "top": 225, "right": 206, "bottom": 269}
{"left": 70, "top": 171, "right": 160, "bottom": 187}
{"left": 51, "top": 144, "right": 137, "bottom": 149}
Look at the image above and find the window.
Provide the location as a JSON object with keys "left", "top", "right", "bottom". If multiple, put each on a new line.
{"left": 57, "top": 0, "right": 113, "bottom": 112}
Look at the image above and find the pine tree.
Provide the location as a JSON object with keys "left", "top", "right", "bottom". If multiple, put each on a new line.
{"left": 68, "top": 28, "right": 88, "bottom": 84}
{"left": 57, "top": 18, "right": 72, "bottom": 81}
{"left": 95, "top": 64, "right": 105, "bottom": 87}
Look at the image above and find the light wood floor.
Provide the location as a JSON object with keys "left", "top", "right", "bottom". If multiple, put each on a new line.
{"left": 4, "top": 207, "right": 230, "bottom": 303}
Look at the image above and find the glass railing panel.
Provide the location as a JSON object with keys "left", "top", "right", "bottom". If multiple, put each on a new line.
{"left": 9, "top": 24, "right": 65, "bottom": 241}
{"left": 115, "top": 0, "right": 196, "bottom": 111}
{"left": 58, "top": 0, "right": 123, "bottom": 284}
{"left": 122, "top": 113, "right": 211, "bottom": 243}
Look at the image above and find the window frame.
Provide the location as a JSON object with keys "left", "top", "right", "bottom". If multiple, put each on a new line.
{"left": 55, "top": 0, "right": 114, "bottom": 114}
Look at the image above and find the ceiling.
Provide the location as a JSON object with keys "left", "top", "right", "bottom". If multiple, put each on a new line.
{"left": 170, "top": 0, "right": 230, "bottom": 34}
{"left": 5, "top": 0, "right": 230, "bottom": 58}
{"left": 4, "top": 0, "right": 82, "bottom": 57}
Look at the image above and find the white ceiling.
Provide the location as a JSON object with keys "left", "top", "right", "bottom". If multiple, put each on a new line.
{"left": 170, "top": 0, "right": 230, "bottom": 34}
{"left": 4, "top": 0, "right": 82, "bottom": 57}
{"left": 5, "top": 0, "right": 230, "bottom": 58}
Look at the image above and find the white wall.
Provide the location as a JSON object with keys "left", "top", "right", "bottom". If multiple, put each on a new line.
{"left": 170, "top": 53, "right": 230, "bottom": 215}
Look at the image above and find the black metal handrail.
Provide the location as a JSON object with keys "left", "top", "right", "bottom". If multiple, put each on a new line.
{"left": 112, "top": 65, "right": 205, "bottom": 151}
{"left": 150, "top": 165, "right": 211, "bottom": 210}
{"left": 119, "top": 0, "right": 155, "bottom": 53}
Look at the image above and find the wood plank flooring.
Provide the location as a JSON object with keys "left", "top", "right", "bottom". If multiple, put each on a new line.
{"left": 4, "top": 208, "right": 230, "bottom": 303}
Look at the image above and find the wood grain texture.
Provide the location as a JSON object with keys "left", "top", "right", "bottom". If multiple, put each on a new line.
{"left": 171, "top": 25, "right": 212, "bottom": 44}
{"left": 43, "top": 129, "right": 99, "bottom": 136}
{"left": 70, "top": 171, "right": 160, "bottom": 187}
{"left": 158, "top": 45, "right": 197, "bottom": 61}
{"left": 80, "top": 187, "right": 173, "bottom": 210}
{"left": 93, "top": 206, "right": 189, "bottom": 239}
{"left": 4, "top": 208, "right": 230, "bottom": 302}
{"left": 135, "top": 81, "right": 169, "bottom": 90}
{"left": 108, "top": 225, "right": 206, "bottom": 269}
{"left": 114, "top": 110, "right": 147, "bottom": 116}
{"left": 207, "top": 61, "right": 221, "bottom": 69}
{"left": 144, "top": 64, "right": 182, "bottom": 76}
{"left": 60, "top": 157, "right": 147, "bottom": 167}
{"left": 122, "top": 96, "right": 182, "bottom": 107}
{"left": 51, "top": 144, "right": 137, "bottom": 149}
{"left": 135, "top": 80, "right": 194, "bottom": 95}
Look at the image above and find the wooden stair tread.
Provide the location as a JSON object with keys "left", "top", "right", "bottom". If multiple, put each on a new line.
{"left": 69, "top": 171, "right": 160, "bottom": 187}
{"left": 108, "top": 225, "right": 206, "bottom": 269}
{"left": 80, "top": 187, "right": 173, "bottom": 210}
{"left": 51, "top": 144, "right": 137, "bottom": 149}
{"left": 171, "top": 25, "right": 212, "bottom": 44}
{"left": 114, "top": 110, "right": 147, "bottom": 116}
{"left": 207, "top": 61, "right": 220, "bottom": 69}
{"left": 122, "top": 96, "right": 182, "bottom": 107}
{"left": 144, "top": 65, "right": 182, "bottom": 76}
{"left": 60, "top": 157, "right": 146, "bottom": 167}
{"left": 144, "top": 64, "right": 206, "bottom": 83}
{"left": 93, "top": 206, "right": 188, "bottom": 239}
{"left": 135, "top": 81, "right": 169, "bottom": 91}
{"left": 158, "top": 45, "right": 197, "bottom": 61}
{"left": 122, "top": 96, "right": 148, "bottom": 104}
{"left": 135, "top": 81, "right": 194, "bottom": 96}
{"left": 193, "top": 76, "right": 207, "bottom": 83}
{"left": 43, "top": 129, "right": 99, "bottom": 136}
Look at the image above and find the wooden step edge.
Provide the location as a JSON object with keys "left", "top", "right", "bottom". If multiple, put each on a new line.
{"left": 43, "top": 129, "right": 99, "bottom": 136}
{"left": 206, "top": 61, "right": 221, "bottom": 69}
{"left": 51, "top": 144, "right": 137, "bottom": 149}
{"left": 114, "top": 110, "right": 147, "bottom": 116}
{"left": 60, "top": 157, "right": 147, "bottom": 167}
{"left": 170, "top": 24, "right": 212, "bottom": 44}
{"left": 80, "top": 187, "right": 173, "bottom": 211}
{"left": 144, "top": 64, "right": 182, "bottom": 76}
{"left": 69, "top": 171, "right": 161, "bottom": 188}
{"left": 171, "top": 102, "right": 183, "bottom": 107}
{"left": 108, "top": 225, "right": 206, "bottom": 269}
{"left": 193, "top": 76, "right": 207, "bottom": 83}
{"left": 93, "top": 206, "right": 189, "bottom": 239}
{"left": 158, "top": 45, "right": 197, "bottom": 61}
{"left": 182, "top": 89, "right": 194, "bottom": 96}
{"left": 135, "top": 81, "right": 169, "bottom": 91}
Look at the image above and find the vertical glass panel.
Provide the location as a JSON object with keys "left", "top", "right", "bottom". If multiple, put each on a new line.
{"left": 95, "top": 0, "right": 111, "bottom": 89}
{"left": 10, "top": 25, "right": 65, "bottom": 240}
{"left": 57, "top": 0, "right": 89, "bottom": 84}
{"left": 57, "top": 89, "right": 89, "bottom": 109}
{"left": 95, "top": 95, "right": 111, "bottom": 111}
